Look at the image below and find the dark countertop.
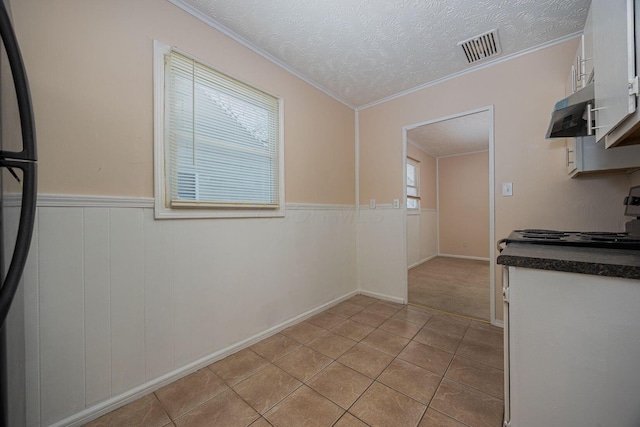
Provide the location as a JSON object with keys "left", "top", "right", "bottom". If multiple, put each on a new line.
{"left": 496, "top": 243, "right": 640, "bottom": 280}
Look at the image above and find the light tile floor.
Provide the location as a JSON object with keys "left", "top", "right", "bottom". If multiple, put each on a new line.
{"left": 84, "top": 295, "right": 504, "bottom": 427}
{"left": 409, "top": 257, "right": 491, "bottom": 321}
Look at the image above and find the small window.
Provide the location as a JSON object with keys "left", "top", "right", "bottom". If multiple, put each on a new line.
{"left": 407, "top": 157, "right": 420, "bottom": 211}
{"left": 154, "top": 41, "right": 284, "bottom": 219}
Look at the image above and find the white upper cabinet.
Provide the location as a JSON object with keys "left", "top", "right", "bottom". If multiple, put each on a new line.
{"left": 592, "top": 0, "right": 636, "bottom": 147}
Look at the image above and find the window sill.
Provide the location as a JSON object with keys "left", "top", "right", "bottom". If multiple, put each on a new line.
{"left": 154, "top": 205, "right": 285, "bottom": 219}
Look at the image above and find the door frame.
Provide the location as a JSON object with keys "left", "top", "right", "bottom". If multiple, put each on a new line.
{"left": 402, "top": 105, "right": 497, "bottom": 326}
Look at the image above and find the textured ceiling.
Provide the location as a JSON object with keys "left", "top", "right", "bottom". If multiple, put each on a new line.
{"left": 173, "top": 0, "right": 590, "bottom": 108}
{"left": 408, "top": 111, "right": 490, "bottom": 158}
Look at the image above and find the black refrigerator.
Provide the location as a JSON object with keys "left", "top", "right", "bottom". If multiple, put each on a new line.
{"left": 0, "top": 1, "right": 37, "bottom": 426}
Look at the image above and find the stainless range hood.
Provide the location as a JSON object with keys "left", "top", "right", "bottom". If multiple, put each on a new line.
{"left": 545, "top": 83, "right": 594, "bottom": 139}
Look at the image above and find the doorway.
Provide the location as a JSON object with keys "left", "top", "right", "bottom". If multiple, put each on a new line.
{"left": 402, "top": 106, "right": 496, "bottom": 324}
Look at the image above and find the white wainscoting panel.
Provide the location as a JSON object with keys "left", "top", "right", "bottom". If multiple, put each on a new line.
{"left": 83, "top": 208, "right": 112, "bottom": 406}
{"left": 406, "top": 214, "right": 421, "bottom": 267}
{"left": 172, "top": 219, "right": 196, "bottom": 367}
{"left": 142, "top": 209, "right": 175, "bottom": 382}
{"left": 357, "top": 208, "right": 406, "bottom": 302}
{"left": 406, "top": 209, "right": 438, "bottom": 269}
{"left": 38, "top": 208, "right": 86, "bottom": 424}
{"left": 109, "top": 208, "right": 146, "bottom": 396}
{"left": 12, "top": 201, "right": 358, "bottom": 426}
{"left": 420, "top": 210, "right": 438, "bottom": 263}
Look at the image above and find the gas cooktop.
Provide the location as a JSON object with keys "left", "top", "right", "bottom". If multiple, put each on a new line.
{"left": 501, "top": 229, "right": 640, "bottom": 250}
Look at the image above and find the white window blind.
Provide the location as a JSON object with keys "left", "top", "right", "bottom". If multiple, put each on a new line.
{"left": 407, "top": 158, "right": 419, "bottom": 210}
{"left": 165, "top": 50, "right": 281, "bottom": 209}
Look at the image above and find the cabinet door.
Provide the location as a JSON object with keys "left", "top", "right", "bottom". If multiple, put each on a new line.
{"left": 592, "top": 0, "right": 636, "bottom": 146}
{"left": 583, "top": 6, "right": 594, "bottom": 85}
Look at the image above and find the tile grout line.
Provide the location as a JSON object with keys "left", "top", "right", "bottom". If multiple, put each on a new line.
{"left": 150, "top": 392, "right": 173, "bottom": 425}
{"left": 453, "top": 351, "right": 504, "bottom": 372}
{"left": 422, "top": 341, "right": 459, "bottom": 421}
{"left": 407, "top": 302, "right": 491, "bottom": 324}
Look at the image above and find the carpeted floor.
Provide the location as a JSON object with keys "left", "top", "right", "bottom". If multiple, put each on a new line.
{"left": 408, "top": 257, "right": 490, "bottom": 321}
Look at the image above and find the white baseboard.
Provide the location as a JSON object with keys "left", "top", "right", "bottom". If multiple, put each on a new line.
{"left": 57, "top": 290, "right": 358, "bottom": 427}
{"left": 358, "top": 289, "right": 405, "bottom": 305}
{"left": 407, "top": 254, "right": 437, "bottom": 269}
{"left": 438, "top": 253, "right": 491, "bottom": 262}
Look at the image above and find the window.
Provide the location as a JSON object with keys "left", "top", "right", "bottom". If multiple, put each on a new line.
{"left": 406, "top": 157, "right": 420, "bottom": 211}
{"left": 154, "top": 41, "right": 284, "bottom": 219}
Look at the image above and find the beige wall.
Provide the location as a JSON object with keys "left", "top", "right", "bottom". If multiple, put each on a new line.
{"left": 406, "top": 142, "right": 436, "bottom": 209}
{"left": 438, "top": 151, "right": 490, "bottom": 258}
{"left": 11, "top": 0, "right": 355, "bottom": 204}
{"left": 359, "top": 39, "right": 633, "bottom": 319}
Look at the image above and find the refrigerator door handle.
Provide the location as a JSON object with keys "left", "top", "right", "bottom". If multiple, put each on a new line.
{"left": 0, "top": 0, "right": 36, "bottom": 162}
{"left": 0, "top": 160, "right": 36, "bottom": 327}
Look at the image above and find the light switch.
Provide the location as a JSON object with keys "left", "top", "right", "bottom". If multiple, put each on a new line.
{"left": 370, "top": 199, "right": 376, "bottom": 209}
{"left": 393, "top": 199, "right": 400, "bottom": 208}
{"left": 502, "top": 182, "right": 513, "bottom": 197}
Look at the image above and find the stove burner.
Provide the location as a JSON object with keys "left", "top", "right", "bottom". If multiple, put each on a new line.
{"left": 518, "top": 229, "right": 567, "bottom": 235}
{"left": 578, "top": 232, "right": 628, "bottom": 237}
{"left": 521, "top": 234, "right": 564, "bottom": 240}
{"left": 517, "top": 229, "right": 570, "bottom": 240}
{"left": 577, "top": 232, "right": 640, "bottom": 243}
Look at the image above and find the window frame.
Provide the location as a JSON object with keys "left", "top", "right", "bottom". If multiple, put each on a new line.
{"left": 406, "top": 157, "right": 420, "bottom": 213}
{"left": 153, "top": 40, "right": 285, "bottom": 219}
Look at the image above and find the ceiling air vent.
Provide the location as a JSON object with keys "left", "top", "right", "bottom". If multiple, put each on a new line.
{"left": 458, "top": 29, "right": 501, "bottom": 65}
